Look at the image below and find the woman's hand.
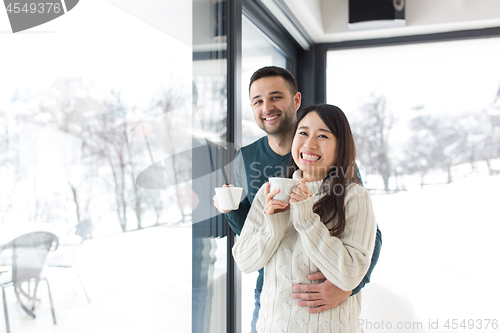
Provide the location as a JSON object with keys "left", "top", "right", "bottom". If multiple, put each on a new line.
{"left": 289, "top": 179, "right": 312, "bottom": 204}
{"left": 264, "top": 182, "right": 289, "bottom": 215}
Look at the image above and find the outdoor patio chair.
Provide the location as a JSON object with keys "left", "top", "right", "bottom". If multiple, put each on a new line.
{"left": 46, "top": 219, "right": 93, "bottom": 303}
{"left": 0, "top": 231, "right": 59, "bottom": 333}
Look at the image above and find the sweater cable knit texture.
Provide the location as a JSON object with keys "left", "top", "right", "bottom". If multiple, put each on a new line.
{"left": 232, "top": 170, "right": 377, "bottom": 333}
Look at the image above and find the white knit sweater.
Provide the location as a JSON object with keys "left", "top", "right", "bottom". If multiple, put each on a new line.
{"left": 232, "top": 171, "right": 377, "bottom": 333}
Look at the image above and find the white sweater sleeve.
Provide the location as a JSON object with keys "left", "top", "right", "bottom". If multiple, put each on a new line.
{"left": 232, "top": 186, "right": 289, "bottom": 273}
{"left": 290, "top": 184, "right": 377, "bottom": 291}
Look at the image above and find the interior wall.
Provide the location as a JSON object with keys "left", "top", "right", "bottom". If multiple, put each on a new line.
{"left": 284, "top": 0, "right": 500, "bottom": 42}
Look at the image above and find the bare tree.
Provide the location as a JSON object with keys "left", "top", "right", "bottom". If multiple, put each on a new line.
{"left": 35, "top": 78, "right": 102, "bottom": 223}
{"left": 0, "top": 110, "right": 14, "bottom": 221}
{"left": 80, "top": 94, "right": 132, "bottom": 232}
{"left": 352, "top": 94, "right": 395, "bottom": 191}
{"left": 404, "top": 113, "right": 469, "bottom": 184}
{"left": 3, "top": 76, "right": 192, "bottom": 232}
{"left": 476, "top": 85, "right": 500, "bottom": 173}
{"left": 402, "top": 115, "right": 435, "bottom": 186}
{"left": 148, "top": 87, "right": 193, "bottom": 223}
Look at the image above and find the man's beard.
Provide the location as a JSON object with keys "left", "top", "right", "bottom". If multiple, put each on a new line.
{"left": 258, "top": 104, "right": 296, "bottom": 135}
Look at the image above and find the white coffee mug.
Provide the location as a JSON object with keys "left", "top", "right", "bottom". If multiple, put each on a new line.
{"left": 268, "top": 177, "right": 299, "bottom": 202}
{"left": 215, "top": 187, "right": 243, "bottom": 210}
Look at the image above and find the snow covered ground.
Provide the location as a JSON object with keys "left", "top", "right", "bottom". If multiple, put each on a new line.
{"left": 1, "top": 225, "right": 192, "bottom": 333}
{"left": 365, "top": 167, "right": 500, "bottom": 332}
{"left": 1, "top": 167, "right": 499, "bottom": 333}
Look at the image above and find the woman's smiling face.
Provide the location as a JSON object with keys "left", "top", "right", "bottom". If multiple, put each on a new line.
{"left": 291, "top": 111, "right": 337, "bottom": 182}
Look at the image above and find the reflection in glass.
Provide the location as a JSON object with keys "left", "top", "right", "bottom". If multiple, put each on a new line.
{"left": 0, "top": 1, "right": 193, "bottom": 332}
{"left": 191, "top": 0, "right": 232, "bottom": 332}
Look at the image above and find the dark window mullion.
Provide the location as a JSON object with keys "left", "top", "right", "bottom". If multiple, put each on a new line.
{"left": 227, "top": 0, "right": 242, "bottom": 333}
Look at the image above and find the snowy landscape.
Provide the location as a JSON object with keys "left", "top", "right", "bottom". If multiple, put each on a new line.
{"left": 1, "top": 3, "right": 500, "bottom": 332}
{"left": 1, "top": 161, "right": 498, "bottom": 333}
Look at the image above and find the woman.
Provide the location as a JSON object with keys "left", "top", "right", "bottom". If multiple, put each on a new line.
{"left": 232, "top": 104, "right": 377, "bottom": 332}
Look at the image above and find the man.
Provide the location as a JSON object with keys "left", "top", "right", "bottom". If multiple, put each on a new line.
{"left": 214, "top": 66, "right": 382, "bottom": 333}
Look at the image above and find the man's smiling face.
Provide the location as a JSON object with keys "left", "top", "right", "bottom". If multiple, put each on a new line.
{"left": 249, "top": 76, "right": 300, "bottom": 135}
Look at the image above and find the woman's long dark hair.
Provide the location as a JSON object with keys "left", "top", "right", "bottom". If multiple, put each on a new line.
{"left": 287, "top": 104, "right": 360, "bottom": 237}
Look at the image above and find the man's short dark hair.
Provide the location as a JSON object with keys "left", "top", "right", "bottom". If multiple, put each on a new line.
{"left": 249, "top": 66, "right": 298, "bottom": 96}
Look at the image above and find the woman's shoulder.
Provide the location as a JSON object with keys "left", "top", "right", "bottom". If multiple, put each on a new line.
{"left": 343, "top": 183, "right": 374, "bottom": 224}
{"left": 345, "top": 182, "right": 371, "bottom": 201}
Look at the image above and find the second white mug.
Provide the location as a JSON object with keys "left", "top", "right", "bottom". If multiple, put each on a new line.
{"left": 268, "top": 177, "right": 299, "bottom": 202}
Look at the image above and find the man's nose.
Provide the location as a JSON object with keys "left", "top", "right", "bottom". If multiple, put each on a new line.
{"left": 262, "top": 100, "right": 274, "bottom": 113}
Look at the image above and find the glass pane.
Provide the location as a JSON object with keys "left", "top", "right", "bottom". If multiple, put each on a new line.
{"left": 192, "top": 0, "right": 231, "bottom": 332}
{"left": 241, "top": 16, "right": 287, "bottom": 146}
{"left": 0, "top": 1, "right": 192, "bottom": 332}
{"left": 327, "top": 38, "right": 500, "bottom": 328}
{"left": 240, "top": 16, "right": 288, "bottom": 332}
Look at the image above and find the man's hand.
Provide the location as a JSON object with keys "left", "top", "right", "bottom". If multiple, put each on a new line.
{"left": 292, "top": 272, "right": 352, "bottom": 313}
{"left": 213, "top": 184, "right": 234, "bottom": 214}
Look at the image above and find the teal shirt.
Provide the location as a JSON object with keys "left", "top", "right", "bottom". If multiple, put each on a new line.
{"left": 225, "top": 136, "right": 382, "bottom": 294}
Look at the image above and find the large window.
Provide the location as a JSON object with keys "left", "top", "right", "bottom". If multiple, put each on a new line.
{"left": 0, "top": 1, "right": 194, "bottom": 332}
{"left": 327, "top": 37, "right": 500, "bottom": 327}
